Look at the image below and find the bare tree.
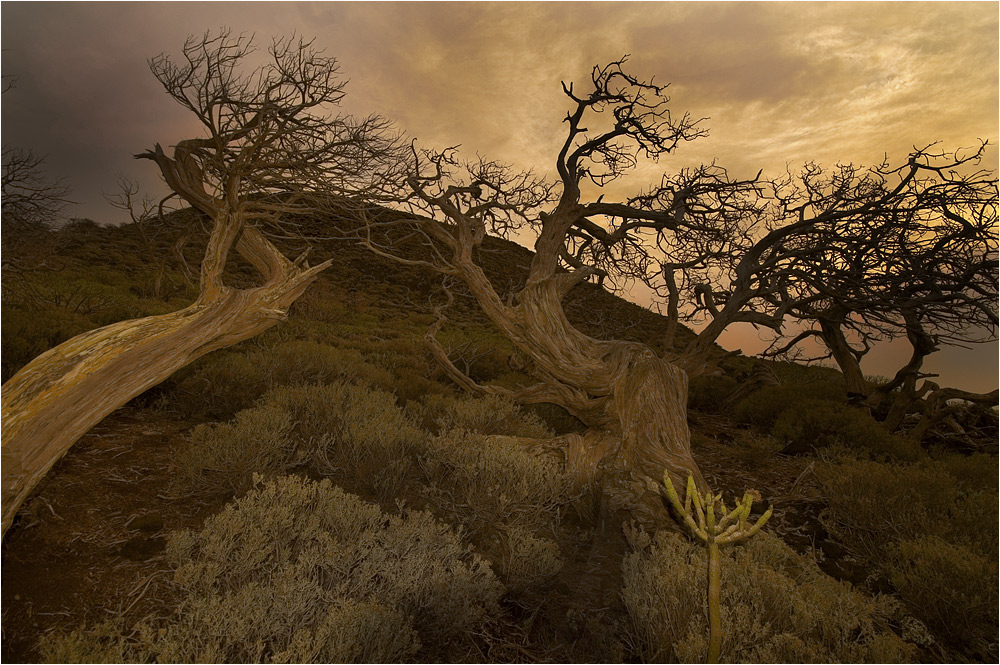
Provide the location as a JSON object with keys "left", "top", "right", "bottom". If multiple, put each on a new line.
{"left": 1, "top": 147, "right": 73, "bottom": 281}
{"left": 2, "top": 147, "right": 72, "bottom": 229}
{"left": 360, "top": 59, "right": 772, "bottom": 524}
{"left": 759, "top": 146, "right": 998, "bottom": 432}
{"left": 1, "top": 31, "right": 398, "bottom": 535}
{"left": 1, "top": 71, "right": 75, "bottom": 307}
{"left": 105, "top": 174, "right": 195, "bottom": 300}
{"left": 362, "top": 57, "right": 996, "bottom": 525}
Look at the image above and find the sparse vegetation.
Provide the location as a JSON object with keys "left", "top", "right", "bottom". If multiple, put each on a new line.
{"left": 3, "top": 38, "right": 997, "bottom": 664}
{"left": 4, "top": 197, "right": 997, "bottom": 665}
{"left": 771, "top": 399, "right": 922, "bottom": 462}
{"left": 815, "top": 455, "right": 998, "bottom": 660}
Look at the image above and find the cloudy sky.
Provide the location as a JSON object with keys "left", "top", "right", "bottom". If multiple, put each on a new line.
{"left": 2, "top": 1, "right": 997, "bottom": 391}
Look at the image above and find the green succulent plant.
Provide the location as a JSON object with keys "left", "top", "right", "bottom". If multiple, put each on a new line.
{"left": 662, "top": 473, "right": 773, "bottom": 664}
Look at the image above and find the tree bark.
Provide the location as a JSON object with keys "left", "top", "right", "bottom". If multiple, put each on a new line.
{"left": 437, "top": 263, "right": 707, "bottom": 527}
{"left": 1, "top": 234, "right": 329, "bottom": 536}
{"left": 817, "top": 318, "right": 868, "bottom": 399}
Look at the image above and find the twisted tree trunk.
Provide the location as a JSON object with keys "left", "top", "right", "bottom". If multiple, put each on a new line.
{"left": 1, "top": 221, "right": 330, "bottom": 536}
{"left": 431, "top": 266, "right": 707, "bottom": 528}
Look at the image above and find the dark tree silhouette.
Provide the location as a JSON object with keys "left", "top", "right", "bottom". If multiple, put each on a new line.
{"left": 760, "top": 146, "right": 998, "bottom": 432}
{"left": 362, "top": 57, "right": 997, "bottom": 525}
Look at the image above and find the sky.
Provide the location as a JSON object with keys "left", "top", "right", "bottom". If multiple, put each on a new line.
{"left": 2, "top": 1, "right": 998, "bottom": 392}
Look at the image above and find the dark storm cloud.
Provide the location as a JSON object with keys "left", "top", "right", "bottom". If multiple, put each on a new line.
{"left": 2, "top": 1, "right": 996, "bottom": 391}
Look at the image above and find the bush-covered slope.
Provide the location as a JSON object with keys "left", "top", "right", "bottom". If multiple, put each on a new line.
{"left": 2, "top": 216, "right": 996, "bottom": 663}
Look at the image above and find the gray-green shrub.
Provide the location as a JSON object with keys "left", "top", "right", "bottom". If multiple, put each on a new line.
{"left": 687, "top": 374, "right": 739, "bottom": 413}
{"left": 177, "top": 382, "right": 425, "bottom": 502}
{"left": 621, "top": 529, "right": 914, "bottom": 663}
{"left": 418, "top": 392, "right": 553, "bottom": 439}
{"left": 496, "top": 525, "right": 564, "bottom": 598}
{"left": 41, "top": 476, "right": 501, "bottom": 662}
{"left": 179, "top": 404, "right": 297, "bottom": 497}
{"left": 730, "top": 430, "right": 784, "bottom": 465}
{"left": 732, "top": 382, "right": 845, "bottom": 431}
{"left": 420, "top": 429, "right": 572, "bottom": 538}
{"left": 887, "top": 535, "right": 998, "bottom": 661}
{"left": 817, "top": 456, "right": 998, "bottom": 660}
{"left": 172, "top": 341, "right": 394, "bottom": 417}
{"left": 816, "top": 457, "right": 996, "bottom": 560}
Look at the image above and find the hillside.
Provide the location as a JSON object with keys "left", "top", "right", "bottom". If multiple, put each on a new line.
{"left": 1, "top": 215, "right": 996, "bottom": 663}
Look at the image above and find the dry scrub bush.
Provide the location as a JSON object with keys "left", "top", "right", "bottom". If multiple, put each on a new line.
{"left": 732, "top": 382, "right": 845, "bottom": 431}
{"left": 420, "top": 429, "right": 572, "bottom": 539}
{"left": 37, "top": 618, "right": 133, "bottom": 664}
{"left": 771, "top": 399, "right": 921, "bottom": 462}
{"left": 418, "top": 430, "right": 571, "bottom": 603}
{"left": 177, "top": 382, "right": 425, "bottom": 503}
{"left": 934, "top": 451, "right": 999, "bottom": 491}
{"left": 179, "top": 404, "right": 297, "bottom": 497}
{"left": 687, "top": 374, "right": 739, "bottom": 413}
{"left": 265, "top": 383, "right": 424, "bottom": 497}
{"left": 887, "top": 535, "right": 997, "bottom": 661}
{"left": 729, "top": 430, "right": 784, "bottom": 465}
{"left": 496, "top": 525, "right": 564, "bottom": 599}
{"left": 1, "top": 304, "right": 93, "bottom": 382}
{"left": 434, "top": 327, "right": 518, "bottom": 383}
{"left": 621, "top": 529, "right": 914, "bottom": 663}
{"left": 41, "top": 476, "right": 501, "bottom": 663}
{"left": 817, "top": 457, "right": 998, "bottom": 659}
{"left": 172, "top": 341, "right": 394, "bottom": 417}
{"left": 817, "top": 457, "right": 996, "bottom": 560}
{"left": 416, "top": 393, "right": 553, "bottom": 438}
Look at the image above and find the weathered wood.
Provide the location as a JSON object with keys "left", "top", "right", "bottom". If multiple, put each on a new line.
{"left": 1, "top": 256, "right": 329, "bottom": 535}
{"left": 436, "top": 263, "right": 708, "bottom": 526}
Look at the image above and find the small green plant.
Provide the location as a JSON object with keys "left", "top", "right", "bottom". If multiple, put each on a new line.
{"left": 621, "top": 528, "right": 914, "bottom": 663}
{"left": 662, "top": 473, "right": 773, "bottom": 664}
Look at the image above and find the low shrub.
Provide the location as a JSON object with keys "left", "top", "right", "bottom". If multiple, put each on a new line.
{"left": 934, "top": 451, "right": 999, "bottom": 492}
{"left": 420, "top": 429, "right": 572, "bottom": 539}
{"left": 390, "top": 367, "right": 449, "bottom": 403}
{"left": 419, "top": 393, "right": 553, "bottom": 439}
{"left": 621, "top": 529, "right": 914, "bottom": 663}
{"left": 176, "top": 382, "right": 425, "bottom": 503}
{"left": 732, "top": 382, "right": 845, "bottom": 431}
{"left": 816, "top": 457, "right": 996, "bottom": 557}
{"left": 771, "top": 399, "right": 921, "bottom": 462}
{"left": 41, "top": 476, "right": 501, "bottom": 662}
{"left": 171, "top": 341, "right": 394, "bottom": 418}
{"left": 433, "top": 326, "right": 517, "bottom": 383}
{"left": 729, "top": 430, "right": 785, "bottom": 465}
{"left": 178, "top": 404, "right": 297, "bottom": 497}
{"left": 687, "top": 374, "right": 739, "bottom": 413}
{"left": 496, "top": 525, "right": 564, "bottom": 599}
{"left": 265, "top": 383, "right": 425, "bottom": 499}
{"left": 1, "top": 304, "right": 93, "bottom": 382}
{"left": 38, "top": 618, "right": 132, "bottom": 664}
{"left": 887, "top": 535, "right": 998, "bottom": 661}
{"left": 817, "top": 456, "right": 999, "bottom": 660}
